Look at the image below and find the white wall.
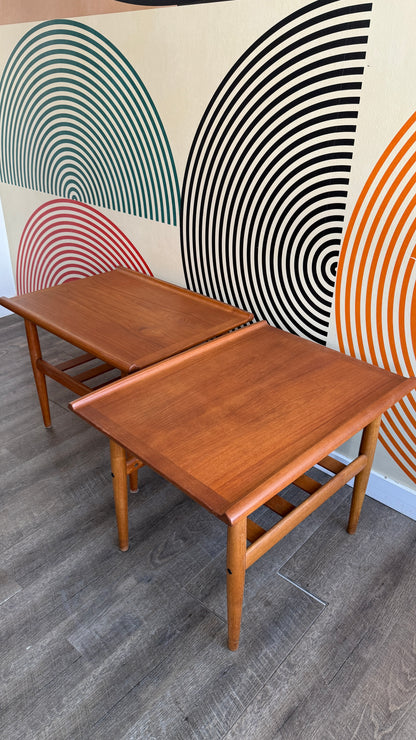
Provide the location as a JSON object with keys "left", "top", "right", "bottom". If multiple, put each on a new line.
{"left": 0, "top": 196, "right": 16, "bottom": 316}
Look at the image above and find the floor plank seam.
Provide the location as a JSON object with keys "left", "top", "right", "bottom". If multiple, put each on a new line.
{"left": 88, "top": 655, "right": 175, "bottom": 736}
{"left": 277, "top": 572, "right": 327, "bottom": 606}
{"left": 325, "top": 629, "right": 370, "bottom": 686}
{"left": 0, "top": 586, "right": 23, "bottom": 608}
{"left": 275, "top": 490, "right": 350, "bottom": 572}
{"left": 50, "top": 397, "right": 72, "bottom": 413}
{"left": 181, "top": 585, "right": 227, "bottom": 624}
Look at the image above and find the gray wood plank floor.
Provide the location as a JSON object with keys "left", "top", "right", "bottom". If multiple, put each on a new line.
{"left": 1, "top": 314, "right": 415, "bottom": 740}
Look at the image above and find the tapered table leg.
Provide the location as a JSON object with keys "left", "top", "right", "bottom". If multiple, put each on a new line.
{"left": 110, "top": 439, "right": 129, "bottom": 551}
{"left": 24, "top": 319, "right": 51, "bottom": 427}
{"left": 129, "top": 469, "right": 139, "bottom": 493}
{"left": 226, "top": 518, "right": 247, "bottom": 651}
{"left": 348, "top": 415, "right": 382, "bottom": 534}
{"left": 120, "top": 370, "right": 140, "bottom": 494}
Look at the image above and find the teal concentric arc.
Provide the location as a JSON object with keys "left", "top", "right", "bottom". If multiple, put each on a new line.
{"left": 0, "top": 20, "right": 180, "bottom": 225}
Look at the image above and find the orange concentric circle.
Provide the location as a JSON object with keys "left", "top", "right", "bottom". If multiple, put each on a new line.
{"left": 335, "top": 112, "right": 416, "bottom": 483}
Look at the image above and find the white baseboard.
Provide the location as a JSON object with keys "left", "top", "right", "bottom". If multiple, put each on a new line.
{"left": 323, "top": 452, "right": 416, "bottom": 521}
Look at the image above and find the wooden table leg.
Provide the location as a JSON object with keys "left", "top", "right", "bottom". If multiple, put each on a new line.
{"left": 120, "top": 370, "right": 140, "bottom": 494}
{"left": 24, "top": 319, "right": 51, "bottom": 427}
{"left": 348, "top": 415, "right": 382, "bottom": 534}
{"left": 126, "top": 454, "right": 144, "bottom": 493}
{"left": 226, "top": 518, "right": 247, "bottom": 651}
{"left": 109, "top": 439, "right": 129, "bottom": 552}
{"left": 129, "top": 469, "right": 139, "bottom": 493}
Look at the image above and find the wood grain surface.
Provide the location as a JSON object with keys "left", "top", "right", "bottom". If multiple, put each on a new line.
{"left": 71, "top": 321, "right": 415, "bottom": 523}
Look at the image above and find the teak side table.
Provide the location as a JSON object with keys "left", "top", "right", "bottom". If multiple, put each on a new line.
{"left": 0, "top": 268, "right": 252, "bottom": 544}
{"left": 70, "top": 322, "right": 415, "bottom": 650}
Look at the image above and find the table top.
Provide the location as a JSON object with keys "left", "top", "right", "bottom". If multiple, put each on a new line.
{"left": 0, "top": 268, "right": 252, "bottom": 372}
{"left": 70, "top": 321, "right": 416, "bottom": 525}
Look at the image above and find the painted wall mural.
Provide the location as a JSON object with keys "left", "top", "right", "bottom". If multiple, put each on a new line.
{"left": 0, "top": 1, "right": 233, "bottom": 26}
{"left": 335, "top": 111, "right": 416, "bottom": 484}
{"left": 0, "top": 0, "right": 415, "bottom": 504}
{"left": 17, "top": 199, "right": 152, "bottom": 293}
{"left": 181, "top": 0, "right": 372, "bottom": 343}
{"left": 0, "top": 20, "right": 180, "bottom": 224}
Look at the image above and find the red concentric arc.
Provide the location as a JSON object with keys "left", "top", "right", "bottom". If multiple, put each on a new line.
{"left": 335, "top": 112, "right": 416, "bottom": 484}
{"left": 17, "top": 199, "right": 152, "bottom": 294}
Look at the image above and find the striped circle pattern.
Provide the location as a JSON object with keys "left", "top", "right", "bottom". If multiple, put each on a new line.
{"left": 17, "top": 199, "right": 152, "bottom": 294}
{"left": 335, "top": 112, "right": 416, "bottom": 484}
{"left": 0, "top": 20, "right": 180, "bottom": 224}
{"left": 181, "top": 0, "right": 372, "bottom": 343}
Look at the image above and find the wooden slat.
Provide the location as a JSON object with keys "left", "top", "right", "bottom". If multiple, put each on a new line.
{"left": 246, "top": 518, "right": 266, "bottom": 543}
{"left": 293, "top": 474, "right": 321, "bottom": 495}
{"left": 92, "top": 378, "right": 126, "bottom": 392}
{"left": 318, "top": 454, "right": 346, "bottom": 475}
{"left": 73, "top": 362, "right": 115, "bottom": 383}
{"left": 37, "top": 358, "right": 90, "bottom": 396}
{"left": 246, "top": 454, "right": 368, "bottom": 569}
{"left": 265, "top": 494, "right": 295, "bottom": 517}
{"left": 55, "top": 352, "right": 96, "bottom": 371}
{"left": 39, "top": 358, "right": 116, "bottom": 394}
